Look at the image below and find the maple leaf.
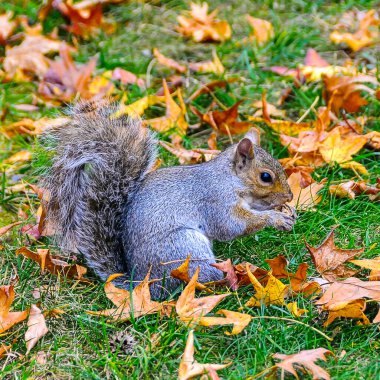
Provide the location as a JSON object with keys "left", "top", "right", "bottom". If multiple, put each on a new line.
{"left": 25, "top": 304, "right": 49, "bottom": 354}
{"left": 265, "top": 255, "right": 293, "bottom": 279}
{"left": 287, "top": 172, "right": 324, "bottom": 210}
{"left": 290, "top": 263, "right": 322, "bottom": 297}
{"left": 0, "top": 221, "right": 22, "bottom": 237}
{"left": 246, "top": 16, "right": 274, "bottom": 45}
{"left": 350, "top": 257, "right": 380, "bottom": 271}
{"left": 116, "top": 94, "right": 166, "bottom": 117}
{"left": 330, "top": 9, "right": 380, "bottom": 52}
{"left": 4, "top": 26, "right": 64, "bottom": 80}
{"left": 88, "top": 272, "right": 162, "bottom": 322}
{"left": 329, "top": 180, "right": 380, "bottom": 201}
{"left": 199, "top": 309, "right": 252, "bottom": 335}
{"left": 245, "top": 264, "right": 288, "bottom": 307}
{"left": 111, "top": 68, "right": 145, "bottom": 88}
{"left": 16, "top": 247, "right": 88, "bottom": 280}
{"left": 286, "top": 302, "right": 308, "bottom": 317}
{"left": 0, "top": 285, "right": 29, "bottom": 333}
{"left": 170, "top": 255, "right": 210, "bottom": 291}
{"left": 178, "top": 330, "right": 231, "bottom": 380}
{"left": 188, "top": 51, "right": 225, "bottom": 75}
{"left": 153, "top": 48, "right": 187, "bottom": 73}
{"left": 322, "top": 299, "right": 370, "bottom": 327}
{"left": 188, "top": 78, "right": 239, "bottom": 101}
{"left": 315, "top": 277, "right": 380, "bottom": 308}
{"left": 0, "top": 11, "right": 16, "bottom": 44}
{"left": 176, "top": 268, "right": 230, "bottom": 326}
{"left": 211, "top": 259, "right": 239, "bottom": 291}
{"left": 273, "top": 348, "right": 334, "bottom": 380}
{"left": 322, "top": 74, "right": 377, "bottom": 114}
{"left": 177, "top": 2, "right": 231, "bottom": 43}
{"left": 306, "top": 229, "right": 363, "bottom": 282}
{"left": 233, "top": 262, "right": 268, "bottom": 286}
{"left": 143, "top": 80, "right": 188, "bottom": 136}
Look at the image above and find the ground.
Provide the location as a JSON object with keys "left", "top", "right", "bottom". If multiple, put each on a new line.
{"left": 1, "top": 0, "right": 380, "bottom": 379}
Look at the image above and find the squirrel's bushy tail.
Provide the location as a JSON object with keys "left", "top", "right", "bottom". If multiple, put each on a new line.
{"left": 42, "top": 100, "right": 157, "bottom": 280}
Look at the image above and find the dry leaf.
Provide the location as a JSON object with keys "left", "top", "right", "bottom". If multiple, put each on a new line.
{"left": 306, "top": 229, "right": 363, "bottom": 282}
{"left": 25, "top": 304, "right": 49, "bottom": 354}
{"left": 318, "top": 277, "right": 380, "bottom": 306}
{"left": 290, "top": 263, "right": 322, "bottom": 297}
{"left": 273, "top": 348, "right": 333, "bottom": 380}
{"left": 176, "top": 268, "right": 229, "bottom": 326}
{"left": 0, "top": 343, "right": 12, "bottom": 359}
{"left": 188, "top": 78, "right": 239, "bottom": 101}
{"left": 153, "top": 48, "right": 187, "bottom": 73}
{"left": 322, "top": 299, "right": 370, "bottom": 327}
{"left": 199, "top": 309, "right": 252, "bottom": 335}
{"left": 177, "top": 2, "right": 231, "bottom": 43}
{"left": 116, "top": 94, "right": 165, "bottom": 117}
{"left": 349, "top": 257, "right": 380, "bottom": 271}
{"left": 234, "top": 262, "right": 268, "bottom": 287}
{"left": 16, "top": 247, "right": 88, "bottom": 280}
{"left": 88, "top": 272, "right": 162, "bottom": 322}
{"left": 112, "top": 67, "right": 145, "bottom": 88}
{"left": 211, "top": 259, "right": 239, "bottom": 291}
{"left": 171, "top": 256, "right": 210, "bottom": 291}
{"left": 3, "top": 150, "right": 32, "bottom": 165}
{"left": 330, "top": 10, "right": 380, "bottom": 52}
{"left": 178, "top": 330, "right": 231, "bottom": 380}
{"left": 144, "top": 80, "right": 188, "bottom": 135}
{"left": 287, "top": 172, "right": 324, "bottom": 210}
{"left": 189, "top": 51, "right": 225, "bottom": 75}
{"left": 0, "top": 221, "right": 22, "bottom": 237}
{"left": 265, "top": 255, "right": 293, "bottom": 279}
{"left": 0, "top": 285, "right": 29, "bottom": 333}
{"left": 0, "top": 11, "right": 16, "bottom": 44}
{"left": 245, "top": 264, "right": 288, "bottom": 307}
{"left": 329, "top": 180, "right": 380, "bottom": 200}
{"left": 246, "top": 16, "right": 274, "bottom": 45}
{"left": 286, "top": 302, "right": 308, "bottom": 317}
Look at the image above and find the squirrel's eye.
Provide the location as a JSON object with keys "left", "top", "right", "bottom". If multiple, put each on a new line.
{"left": 260, "top": 172, "right": 273, "bottom": 183}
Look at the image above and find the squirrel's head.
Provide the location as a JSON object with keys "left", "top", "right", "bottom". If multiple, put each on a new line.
{"left": 233, "top": 128, "right": 293, "bottom": 211}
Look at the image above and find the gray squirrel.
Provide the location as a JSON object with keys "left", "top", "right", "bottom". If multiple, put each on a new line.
{"left": 42, "top": 100, "right": 296, "bottom": 298}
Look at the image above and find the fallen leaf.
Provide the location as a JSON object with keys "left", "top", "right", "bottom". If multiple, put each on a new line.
{"left": 234, "top": 262, "right": 268, "bottom": 286}
{"left": 304, "top": 48, "right": 329, "bottom": 67}
{"left": 153, "top": 48, "right": 187, "bottom": 73}
{"left": 116, "top": 94, "right": 166, "bottom": 117}
{"left": 16, "top": 247, "right": 88, "bottom": 280}
{"left": 177, "top": 2, "right": 231, "bottom": 43}
{"left": 273, "top": 348, "right": 333, "bottom": 380}
{"left": 0, "top": 11, "right": 16, "bottom": 44}
{"left": 112, "top": 67, "right": 145, "bottom": 88}
{"left": 315, "top": 277, "right": 380, "bottom": 308}
{"left": 350, "top": 257, "right": 380, "bottom": 271}
{"left": 25, "top": 304, "right": 49, "bottom": 354}
{"left": 188, "top": 78, "right": 239, "bottom": 101}
{"left": 171, "top": 256, "right": 210, "bottom": 291}
{"left": 330, "top": 10, "right": 380, "bottom": 52}
{"left": 3, "top": 150, "right": 32, "bottom": 165}
{"left": 0, "top": 343, "right": 12, "bottom": 359}
{"left": 0, "top": 221, "right": 22, "bottom": 237}
{"left": 88, "top": 272, "right": 162, "bottom": 322}
{"left": 176, "top": 268, "right": 229, "bottom": 326}
{"left": 322, "top": 299, "right": 370, "bottom": 327}
{"left": 245, "top": 264, "right": 288, "bottom": 307}
{"left": 306, "top": 229, "right": 363, "bottom": 282}
{"left": 265, "top": 255, "right": 292, "bottom": 280}
{"left": 246, "top": 16, "right": 274, "bottom": 45}
{"left": 329, "top": 180, "right": 380, "bottom": 201}
{"left": 287, "top": 172, "right": 324, "bottom": 210}
{"left": 0, "top": 285, "right": 29, "bottom": 333}
{"left": 211, "top": 259, "right": 239, "bottom": 291}
{"left": 290, "top": 263, "right": 322, "bottom": 296}
{"left": 199, "top": 309, "right": 252, "bottom": 335}
{"left": 178, "top": 330, "right": 231, "bottom": 380}
{"left": 188, "top": 51, "right": 224, "bottom": 75}
{"left": 286, "top": 302, "right": 308, "bottom": 317}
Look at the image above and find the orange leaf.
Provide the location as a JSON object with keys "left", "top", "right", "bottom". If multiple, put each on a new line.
{"left": 211, "top": 259, "right": 239, "bottom": 291}
{"left": 25, "top": 304, "right": 49, "bottom": 354}
{"left": 0, "top": 221, "right": 22, "bottom": 237}
{"left": 188, "top": 50, "right": 224, "bottom": 74}
{"left": 153, "top": 48, "right": 187, "bottom": 73}
{"left": 246, "top": 16, "right": 274, "bottom": 45}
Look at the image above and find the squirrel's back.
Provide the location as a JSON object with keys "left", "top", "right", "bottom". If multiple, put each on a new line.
{"left": 42, "top": 100, "right": 157, "bottom": 280}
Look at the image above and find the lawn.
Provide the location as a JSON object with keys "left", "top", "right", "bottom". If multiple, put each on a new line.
{"left": 1, "top": 0, "right": 380, "bottom": 379}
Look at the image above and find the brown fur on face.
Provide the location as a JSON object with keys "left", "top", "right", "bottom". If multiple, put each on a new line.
{"left": 234, "top": 136, "right": 292, "bottom": 211}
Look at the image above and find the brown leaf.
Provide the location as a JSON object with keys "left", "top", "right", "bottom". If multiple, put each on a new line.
{"left": 178, "top": 330, "right": 231, "bottom": 380}
{"left": 265, "top": 255, "right": 293, "bottom": 279}
{"left": 177, "top": 3, "right": 231, "bottom": 43}
{"left": 315, "top": 277, "right": 380, "bottom": 308}
{"left": 246, "top": 16, "right": 274, "bottom": 45}
{"left": 112, "top": 68, "right": 145, "bottom": 88}
{"left": 306, "top": 229, "right": 364, "bottom": 282}
{"left": 88, "top": 272, "right": 162, "bottom": 322}
{"left": 0, "top": 221, "right": 22, "bottom": 237}
{"left": 16, "top": 247, "right": 87, "bottom": 280}
{"left": 329, "top": 180, "right": 380, "bottom": 201}
{"left": 199, "top": 309, "right": 252, "bottom": 335}
{"left": 234, "top": 262, "right": 268, "bottom": 286}
{"left": 273, "top": 348, "right": 334, "bottom": 380}
{"left": 0, "top": 285, "right": 29, "bottom": 333}
{"left": 0, "top": 343, "right": 12, "bottom": 359}
{"left": 330, "top": 10, "right": 380, "bottom": 52}
{"left": 171, "top": 256, "right": 210, "bottom": 291}
{"left": 153, "top": 48, "right": 187, "bottom": 73}
{"left": 322, "top": 299, "right": 370, "bottom": 327}
{"left": 188, "top": 78, "right": 239, "bottom": 101}
{"left": 0, "top": 11, "right": 16, "bottom": 44}
{"left": 290, "top": 263, "right": 322, "bottom": 296}
{"left": 176, "top": 268, "right": 230, "bottom": 326}
{"left": 25, "top": 304, "right": 49, "bottom": 354}
{"left": 188, "top": 51, "right": 224, "bottom": 75}
{"left": 159, "top": 141, "right": 204, "bottom": 165}
{"left": 211, "top": 259, "right": 239, "bottom": 291}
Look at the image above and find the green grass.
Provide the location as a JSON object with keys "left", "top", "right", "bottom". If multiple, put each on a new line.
{"left": 1, "top": 0, "right": 380, "bottom": 379}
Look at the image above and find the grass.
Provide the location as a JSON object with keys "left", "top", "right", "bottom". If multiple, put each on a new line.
{"left": 1, "top": 0, "right": 380, "bottom": 379}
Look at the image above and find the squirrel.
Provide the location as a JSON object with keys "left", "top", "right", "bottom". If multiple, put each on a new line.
{"left": 41, "top": 100, "right": 296, "bottom": 299}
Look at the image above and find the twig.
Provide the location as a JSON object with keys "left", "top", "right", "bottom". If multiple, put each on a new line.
{"left": 296, "top": 96, "right": 319, "bottom": 123}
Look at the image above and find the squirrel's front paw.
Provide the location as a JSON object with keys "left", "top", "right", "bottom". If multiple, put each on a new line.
{"left": 268, "top": 209, "right": 296, "bottom": 231}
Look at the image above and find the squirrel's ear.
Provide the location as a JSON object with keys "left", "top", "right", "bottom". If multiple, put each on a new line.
{"left": 244, "top": 128, "right": 260, "bottom": 146}
{"left": 234, "top": 138, "right": 254, "bottom": 171}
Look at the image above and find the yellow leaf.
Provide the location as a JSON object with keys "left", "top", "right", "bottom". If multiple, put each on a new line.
{"left": 246, "top": 15, "right": 274, "bottom": 45}
{"left": 286, "top": 302, "right": 308, "bottom": 317}
{"left": 115, "top": 94, "right": 165, "bottom": 117}
{"left": 188, "top": 50, "right": 224, "bottom": 74}
{"left": 350, "top": 257, "right": 380, "bottom": 271}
